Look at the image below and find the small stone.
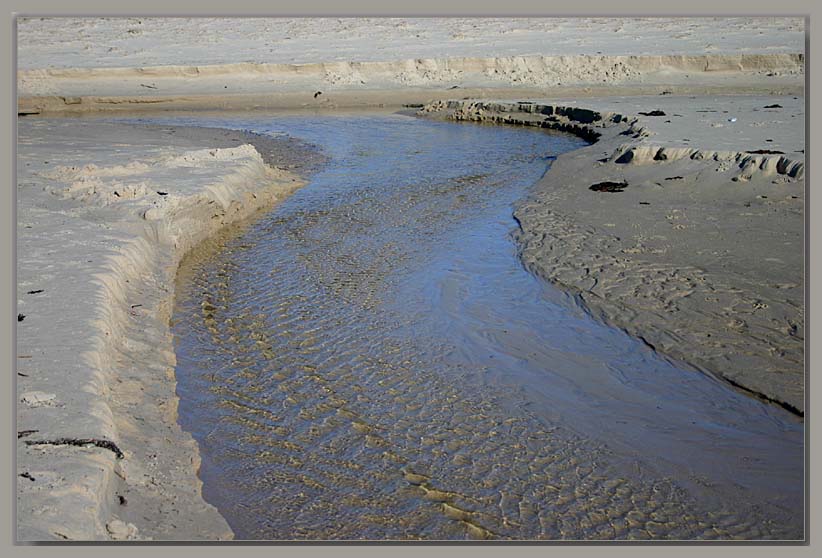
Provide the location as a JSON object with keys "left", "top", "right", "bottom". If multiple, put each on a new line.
{"left": 20, "top": 391, "right": 56, "bottom": 406}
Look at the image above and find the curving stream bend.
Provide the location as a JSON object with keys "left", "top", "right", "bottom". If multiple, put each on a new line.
{"left": 158, "top": 112, "right": 802, "bottom": 540}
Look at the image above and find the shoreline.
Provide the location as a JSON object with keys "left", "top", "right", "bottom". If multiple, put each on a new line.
{"left": 17, "top": 54, "right": 804, "bottom": 99}
{"left": 16, "top": 122, "right": 321, "bottom": 540}
{"left": 419, "top": 98, "right": 804, "bottom": 416}
{"left": 17, "top": 81, "right": 806, "bottom": 117}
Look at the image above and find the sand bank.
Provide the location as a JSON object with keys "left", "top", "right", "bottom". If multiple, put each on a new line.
{"left": 17, "top": 17, "right": 803, "bottom": 114}
{"left": 420, "top": 97, "right": 804, "bottom": 415}
{"left": 16, "top": 121, "right": 317, "bottom": 540}
{"left": 18, "top": 53, "right": 804, "bottom": 116}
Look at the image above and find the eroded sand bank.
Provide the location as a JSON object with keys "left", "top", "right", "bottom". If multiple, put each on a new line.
{"left": 16, "top": 121, "right": 321, "bottom": 540}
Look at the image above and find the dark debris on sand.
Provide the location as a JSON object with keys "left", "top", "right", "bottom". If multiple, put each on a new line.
{"left": 589, "top": 180, "right": 628, "bottom": 193}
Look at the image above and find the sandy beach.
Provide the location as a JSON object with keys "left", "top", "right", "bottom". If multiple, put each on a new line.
{"left": 17, "top": 17, "right": 803, "bottom": 113}
{"left": 15, "top": 17, "right": 805, "bottom": 541}
{"left": 16, "top": 121, "right": 317, "bottom": 540}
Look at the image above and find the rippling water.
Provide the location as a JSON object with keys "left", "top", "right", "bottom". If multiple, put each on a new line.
{"left": 159, "top": 112, "right": 802, "bottom": 540}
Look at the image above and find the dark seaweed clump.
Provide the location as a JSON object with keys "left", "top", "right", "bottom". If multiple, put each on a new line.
{"left": 589, "top": 180, "right": 628, "bottom": 193}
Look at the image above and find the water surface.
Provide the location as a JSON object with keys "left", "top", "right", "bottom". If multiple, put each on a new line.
{"left": 161, "top": 113, "right": 802, "bottom": 540}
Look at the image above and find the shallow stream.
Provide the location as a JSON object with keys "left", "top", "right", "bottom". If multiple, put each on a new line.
{"left": 155, "top": 112, "right": 802, "bottom": 540}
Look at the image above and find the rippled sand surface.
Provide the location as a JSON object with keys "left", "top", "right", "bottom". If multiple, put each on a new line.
{"left": 169, "top": 114, "right": 802, "bottom": 540}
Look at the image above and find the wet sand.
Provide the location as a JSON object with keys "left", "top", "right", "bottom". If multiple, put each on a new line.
{"left": 420, "top": 98, "right": 804, "bottom": 415}
{"left": 16, "top": 16, "right": 805, "bottom": 541}
{"left": 16, "top": 97, "right": 805, "bottom": 540}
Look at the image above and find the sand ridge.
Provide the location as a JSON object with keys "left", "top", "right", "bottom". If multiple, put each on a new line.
{"left": 16, "top": 17, "right": 804, "bottom": 115}
{"left": 18, "top": 53, "right": 804, "bottom": 104}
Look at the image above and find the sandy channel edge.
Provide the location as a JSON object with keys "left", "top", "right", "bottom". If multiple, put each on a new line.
{"left": 16, "top": 124, "right": 313, "bottom": 541}
{"left": 419, "top": 99, "right": 804, "bottom": 416}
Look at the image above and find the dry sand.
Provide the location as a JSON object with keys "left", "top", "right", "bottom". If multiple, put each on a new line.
{"left": 16, "top": 18, "right": 804, "bottom": 113}
{"left": 15, "top": 16, "right": 806, "bottom": 541}
{"left": 17, "top": 17, "right": 804, "bottom": 69}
